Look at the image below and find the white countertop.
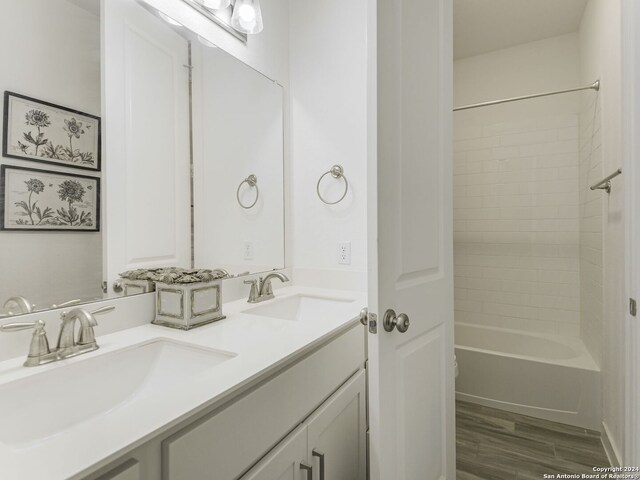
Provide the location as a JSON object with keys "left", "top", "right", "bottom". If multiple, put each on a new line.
{"left": 0, "top": 286, "right": 365, "bottom": 480}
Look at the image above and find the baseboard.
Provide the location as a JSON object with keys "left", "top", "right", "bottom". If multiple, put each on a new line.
{"left": 601, "top": 421, "right": 622, "bottom": 467}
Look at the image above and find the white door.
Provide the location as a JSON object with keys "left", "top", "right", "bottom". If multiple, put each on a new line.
{"left": 240, "top": 427, "right": 309, "bottom": 480}
{"left": 367, "top": 0, "right": 455, "bottom": 478}
{"left": 103, "top": 0, "right": 191, "bottom": 289}
{"left": 306, "top": 371, "right": 367, "bottom": 480}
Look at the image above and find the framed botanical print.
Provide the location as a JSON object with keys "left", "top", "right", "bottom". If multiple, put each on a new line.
{"left": 0, "top": 165, "right": 100, "bottom": 232}
{"left": 2, "top": 91, "right": 101, "bottom": 171}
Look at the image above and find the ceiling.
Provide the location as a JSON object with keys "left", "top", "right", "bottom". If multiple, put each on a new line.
{"left": 454, "top": 0, "right": 589, "bottom": 60}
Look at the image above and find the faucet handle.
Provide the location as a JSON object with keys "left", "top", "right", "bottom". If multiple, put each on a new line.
{"left": 51, "top": 299, "right": 82, "bottom": 309}
{"left": 1, "top": 319, "right": 50, "bottom": 362}
{"left": 91, "top": 306, "right": 116, "bottom": 316}
{"left": 0, "top": 322, "right": 39, "bottom": 332}
{"left": 244, "top": 279, "right": 260, "bottom": 303}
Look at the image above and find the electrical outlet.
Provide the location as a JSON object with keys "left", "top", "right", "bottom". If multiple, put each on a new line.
{"left": 337, "top": 242, "right": 351, "bottom": 265}
{"left": 243, "top": 242, "right": 254, "bottom": 261}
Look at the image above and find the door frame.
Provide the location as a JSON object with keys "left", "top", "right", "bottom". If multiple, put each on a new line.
{"left": 622, "top": 0, "right": 640, "bottom": 466}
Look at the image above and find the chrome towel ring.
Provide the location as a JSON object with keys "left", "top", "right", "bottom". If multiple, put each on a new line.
{"left": 317, "top": 165, "right": 348, "bottom": 205}
{"left": 237, "top": 174, "right": 259, "bottom": 209}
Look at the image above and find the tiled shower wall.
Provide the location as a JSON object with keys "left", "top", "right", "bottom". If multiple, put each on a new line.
{"left": 453, "top": 115, "right": 582, "bottom": 336}
{"left": 579, "top": 93, "right": 603, "bottom": 365}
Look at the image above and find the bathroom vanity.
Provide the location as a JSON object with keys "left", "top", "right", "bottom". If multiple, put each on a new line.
{"left": 0, "top": 288, "right": 367, "bottom": 480}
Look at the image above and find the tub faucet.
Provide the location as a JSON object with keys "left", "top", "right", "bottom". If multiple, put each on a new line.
{"left": 244, "top": 272, "right": 290, "bottom": 303}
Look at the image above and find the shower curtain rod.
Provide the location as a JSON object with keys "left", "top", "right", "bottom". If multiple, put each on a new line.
{"left": 453, "top": 80, "right": 600, "bottom": 112}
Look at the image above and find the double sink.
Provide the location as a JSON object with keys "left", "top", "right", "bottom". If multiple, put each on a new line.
{"left": 0, "top": 293, "right": 357, "bottom": 448}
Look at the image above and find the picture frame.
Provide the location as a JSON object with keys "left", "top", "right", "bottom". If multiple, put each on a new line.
{"left": 2, "top": 91, "right": 101, "bottom": 171}
{"left": 0, "top": 165, "right": 100, "bottom": 232}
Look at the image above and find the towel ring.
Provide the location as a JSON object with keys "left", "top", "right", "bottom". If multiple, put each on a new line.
{"left": 237, "top": 174, "right": 259, "bottom": 209}
{"left": 317, "top": 165, "right": 348, "bottom": 205}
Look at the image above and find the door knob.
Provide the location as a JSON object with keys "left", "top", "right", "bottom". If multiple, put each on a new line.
{"left": 383, "top": 309, "right": 410, "bottom": 333}
{"left": 359, "top": 308, "right": 368, "bottom": 326}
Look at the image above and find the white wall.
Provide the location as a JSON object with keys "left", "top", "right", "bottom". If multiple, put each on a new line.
{"left": 455, "top": 34, "right": 582, "bottom": 127}
{"left": 579, "top": 0, "right": 625, "bottom": 462}
{"left": 453, "top": 34, "right": 584, "bottom": 336}
{"left": 289, "top": 0, "right": 368, "bottom": 290}
{"left": 0, "top": 0, "right": 102, "bottom": 310}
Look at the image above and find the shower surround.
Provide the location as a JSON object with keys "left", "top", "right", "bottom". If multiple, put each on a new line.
{"left": 452, "top": 32, "right": 605, "bottom": 431}
{"left": 453, "top": 113, "right": 581, "bottom": 337}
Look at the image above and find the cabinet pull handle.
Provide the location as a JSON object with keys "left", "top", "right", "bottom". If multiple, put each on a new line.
{"left": 312, "top": 449, "right": 325, "bottom": 480}
{"left": 299, "top": 462, "right": 313, "bottom": 479}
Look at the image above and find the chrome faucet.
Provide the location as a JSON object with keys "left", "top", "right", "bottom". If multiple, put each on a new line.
{"left": 57, "top": 306, "right": 113, "bottom": 350}
{"left": 0, "top": 305, "right": 115, "bottom": 367}
{"left": 3, "top": 296, "right": 35, "bottom": 315}
{"left": 244, "top": 273, "right": 290, "bottom": 303}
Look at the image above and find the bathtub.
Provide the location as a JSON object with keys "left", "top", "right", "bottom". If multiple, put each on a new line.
{"left": 455, "top": 323, "right": 601, "bottom": 430}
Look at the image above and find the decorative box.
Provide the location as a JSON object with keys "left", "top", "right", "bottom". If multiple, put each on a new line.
{"left": 153, "top": 280, "right": 225, "bottom": 330}
{"left": 122, "top": 279, "right": 155, "bottom": 296}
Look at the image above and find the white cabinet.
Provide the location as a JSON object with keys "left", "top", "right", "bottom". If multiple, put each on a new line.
{"left": 95, "top": 460, "right": 140, "bottom": 480}
{"left": 80, "top": 325, "right": 366, "bottom": 480}
{"left": 306, "top": 370, "right": 367, "bottom": 480}
{"left": 241, "top": 370, "right": 367, "bottom": 480}
{"left": 240, "top": 427, "right": 309, "bottom": 480}
{"left": 163, "top": 325, "right": 364, "bottom": 480}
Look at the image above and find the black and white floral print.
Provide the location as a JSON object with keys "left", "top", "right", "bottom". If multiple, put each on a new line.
{"left": 1, "top": 166, "right": 99, "bottom": 231}
{"left": 4, "top": 92, "right": 101, "bottom": 171}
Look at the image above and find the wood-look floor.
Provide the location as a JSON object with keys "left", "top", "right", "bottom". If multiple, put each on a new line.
{"left": 456, "top": 401, "right": 610, "bottom": 479}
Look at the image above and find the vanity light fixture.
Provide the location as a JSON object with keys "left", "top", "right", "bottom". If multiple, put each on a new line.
{"left": 231, "top": 0, "right": 263, "bottom": 34}
{"left": 201, "top": 0, "right": 232, "bottom": 9}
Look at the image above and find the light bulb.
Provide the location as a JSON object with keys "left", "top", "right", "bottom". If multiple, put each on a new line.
{"left": 238, "top": 4, "right": 256, "bottom": 22}
{"left": 201, "top": 0, "right": 231, "bottom": 10}
{"left": 231, "top": 0, "right": 263, "bottom": 34}
{"left": 158, "top": 11, "right": 182, "bottom": 27}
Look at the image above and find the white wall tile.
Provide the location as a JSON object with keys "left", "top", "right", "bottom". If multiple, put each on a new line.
{"left": 454, "top": 112, "right": 582, "bottom": 336}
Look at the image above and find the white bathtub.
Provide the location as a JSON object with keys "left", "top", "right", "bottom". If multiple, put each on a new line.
{"left": 455, "top": 323, "right": 601, "bottom": 430}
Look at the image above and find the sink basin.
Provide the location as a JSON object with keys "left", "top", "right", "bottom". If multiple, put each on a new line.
{"left": 242, "top": 294, "right": 356, "bottom": 322}
{"left": 0, "top": 339, "right": 235, "bottom": 448}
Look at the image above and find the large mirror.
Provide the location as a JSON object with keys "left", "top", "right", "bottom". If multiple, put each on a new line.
{"left": 0, "top": 0, "right": 285, "bottom": 317}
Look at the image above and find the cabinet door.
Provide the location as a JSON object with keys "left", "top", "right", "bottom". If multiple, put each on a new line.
{"left": 96, "top": 459, "right": 140, "bottom": 480}
{"left": 306, "top": 371, "right": 367, "bottom": 480}
{"left": 241, "top": 426, "right": 310, "bottom": 480}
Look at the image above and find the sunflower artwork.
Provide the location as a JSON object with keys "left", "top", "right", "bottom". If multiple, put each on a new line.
{"left": 0, "top": 165, "right": 99, "bottom": 231}
{"left": 3, "top": 92, "right": 101, "bottom": 171}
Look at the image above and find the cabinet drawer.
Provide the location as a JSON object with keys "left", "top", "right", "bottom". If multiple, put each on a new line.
{"left": 162, "top": 324, "right": 364, "bottom": 480}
